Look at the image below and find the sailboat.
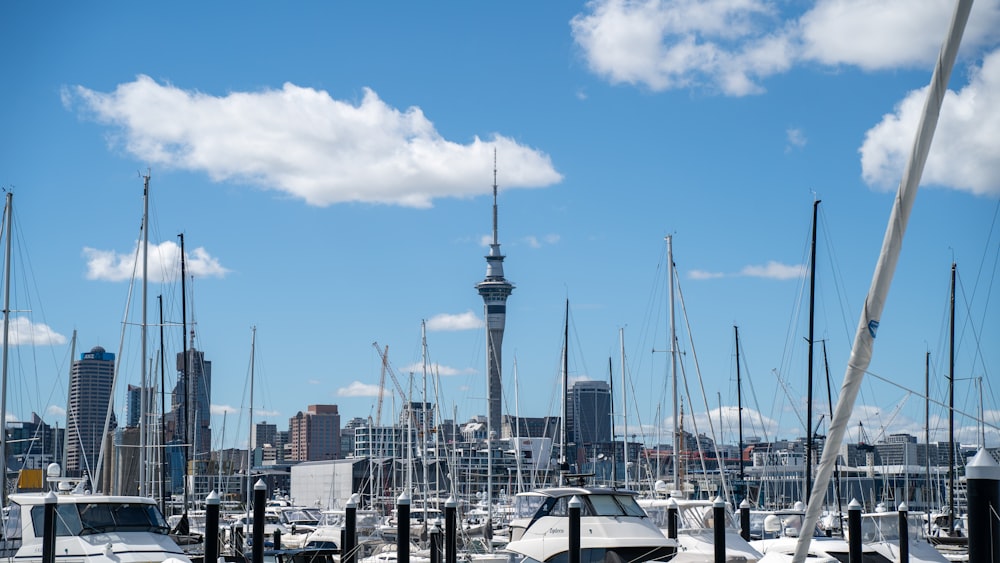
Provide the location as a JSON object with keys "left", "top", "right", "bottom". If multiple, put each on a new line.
{"left": 924, "top": 263, "right": 969, "bottom": 551}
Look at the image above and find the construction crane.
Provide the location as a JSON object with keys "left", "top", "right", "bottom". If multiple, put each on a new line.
{"left": 372, "top": 342, "right": 409, "bottom": 427}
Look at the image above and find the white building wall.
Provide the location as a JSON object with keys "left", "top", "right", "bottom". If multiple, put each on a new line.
{"left": 290, "top": 459, "right": 357, "bottom": 509}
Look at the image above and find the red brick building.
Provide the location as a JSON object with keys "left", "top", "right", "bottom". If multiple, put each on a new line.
{"left": 288, "top": 404, "right": 340, "bottom": 461}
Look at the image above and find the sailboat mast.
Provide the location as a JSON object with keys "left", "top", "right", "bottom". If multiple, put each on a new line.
{"left": 158, "top": 295, "right": 167, "bottom": 513}
{"left": 0, "top": 191, "right": 12, "bottom": 503}
{"left": 139, "top": 173, "right": 150, "bottom": 497}
{"left": 948, "top": 262, "right": 955, "bottom": 533}
{"left": 246, "top": 326, "right": 256, "bottom": 531}
{"left": 560, "top": 298, "right": 569, "bottom": 483}
{"left": 925, "top": 350, "right": 931, "bottom": 525}
{"left": 619, "top": 327, "right": 629, "bottom": 490}
{"left": 735, "top": 325, "right": 744, "bottom": 484}
{"left": 667, "top": 235, "right": 679, "bottom": 489}
{"left": 805, "top": 199, "right": 819, "bottom": 503}
{"left": 513, "top": 357, "right": 524, "bottom": 493}
{"left": 608, "top": 356, "right": 615, "bottom": 488}
{"left": 821, "top": 340, "right": 842, "bottom": 518}
{"left": 420, "top": 321, "right": 430, "bottom": 523}
{"left": 179, "top": 232, "right": 189, "bottom": 513}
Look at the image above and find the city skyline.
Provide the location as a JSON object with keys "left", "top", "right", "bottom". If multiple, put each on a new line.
{"left": 0, "top": 2, "right": 997, "bottom": 453}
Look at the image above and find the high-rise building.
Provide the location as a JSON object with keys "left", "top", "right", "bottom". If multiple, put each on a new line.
{"left": 167, "top": 336, "right": 212, "bottom": 462}
{"left": 567, "top": 380, "right": 612, "bottom": 445}
{"left": 7, "top": 412, "right": 64, "bottom": 473}
{"left": 288, "top": 405, "right": 340, "bottom": 461}
{"left": 501, "top": 415, "right": 561, "bottom": 442}
{"left": 340, "top": 417, "right": 368, "bottom": 457}
{"left": 65, "top": 346, "right": 117, "bottom": 478}
{"left": 475, "top": 163, "right": 514, "bottom": 434}
{"left": 125, "top": 384, "right": 154, "bottom": 428}
{"left": 252, "top": 421, "right": 278, "bottom": 450}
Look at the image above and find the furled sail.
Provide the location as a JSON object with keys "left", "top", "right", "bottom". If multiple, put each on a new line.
{"left": 791, "top": 1, "right": 974, "bottom": 561}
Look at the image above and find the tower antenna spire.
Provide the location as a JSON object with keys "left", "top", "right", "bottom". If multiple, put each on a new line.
{"left": 492, "top": 148, "right": 499, "bottom": 246}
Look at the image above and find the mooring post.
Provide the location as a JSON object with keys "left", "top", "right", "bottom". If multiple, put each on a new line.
{"left": 41, "top": 491, "right": 57, "bottom": 563}
{"left": 397, "top": 491, "right": 411, "bottom": 563}
{"left": 430, "top": 521, "right": 442, "bottom": 563}
{"left": 897, "top": 502, "right": 908, "bottom": 563}
{"left": 568, "top": 496, "right": 581, "bottom": 563}
{"left": 205, "top": 490, "right": 220, "bottom": 563}
{"left": 739, "top": 498, "right": 751, "bottom": 541}
{"left": 666, "top": 497, "right": 678, "bottom": 540}
{"left": 847, "top": 499, "right": 862, "bottom": 563}
{"left": 252, "top": 479, "right": 266, "bottom": 563}
{"left": 967, "top": 448, "right": 1000, "bottom": 562}
{"left": 713, "top": 496, "right": 726, "bottom": 563}
{"left": 445, "top": 494, "right": 458, "bottom": 563}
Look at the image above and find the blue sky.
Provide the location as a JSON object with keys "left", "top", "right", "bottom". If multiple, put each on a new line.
{"left": 2, "top": 1, "right": 998, "bottom": 453}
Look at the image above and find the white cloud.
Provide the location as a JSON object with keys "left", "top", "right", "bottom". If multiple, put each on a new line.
{"left": 570, "top": 0, "right": 793, "bottom": 96}
{"left": 860, "top": 48, "right": 1000, "bottom": 197}
{"left": 211, "top": 404, "right": 238, "bottom": 415}
{"left": 799, "top": 0, "right": 1000, "bottom": 70}
{"left": 661, "top": 406, "right": 779, "bottom": 441}
{"left": 3, "top": 317, "right": 66, "bottom": 346}
{"left": 338, "top": 381, "right": 383, "bottom": 398}
{"left": 785, "top": 127, "right": 807, "bottom": 152}
{"left": 83, "top": 239, "right": 228, "bottom": 282}
{"left": 739, "top": 261, "right": 805, "bottom": 280}
{"left": 47, "top": 405, "right": 67, "bottom": 419}
{"left": 689, "top": 261, "right": 803, "bottom": 280}
{"left": 523, "top": 234, "right": 561, "bottom": 248}
{"left": 689, "top": 269, "right": 725, "bottom": 280}
{"left": 426, "top": 311, "right": 483, "bottom": 331}
{"left": 402, "top": 362, "right": 476, "bottom": 377}
{"left": 65, "top": 76, "right": 563, "bottom": 208}
{"left": 570, "top": 0, "right": 1000, "bottom": 96}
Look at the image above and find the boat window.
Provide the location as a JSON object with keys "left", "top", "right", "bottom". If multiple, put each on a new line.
{"left": 536, "top": 496, "right": 593, "bottom": 518}
{"left": 860, "top": 514, "right": 900, "bottom": 542}
{"left": 678, "top": 504, "right": 734, "bottom": 529}
{"left": 282, "top": 509, "right": 320, "bottom": 524}
{"left": 642, "top": 506, "right": 668, "bottom": 528}
{"left": 31, "top": 502, "right": 169, "bottom": 537}
{"left": 30, "top": 505, "right": 83, "bottom": 537}
{"left": 4, "top": 503, "right": 22, "bottom": 540}
{"left": 513, "top": 495, "right": 545, "bottom": 519}
{"left": 612, "top": 495, "right": 646, "bottom": 517}
{"left": 317, "top": 513, "right": 344, "bottom": 527}
{"left": 588, "top": 495, "right": 621, "bottom": 516}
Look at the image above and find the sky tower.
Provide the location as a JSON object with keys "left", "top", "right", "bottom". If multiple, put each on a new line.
{"left": 476, "top": 158, "right": 514, "bottom": 435}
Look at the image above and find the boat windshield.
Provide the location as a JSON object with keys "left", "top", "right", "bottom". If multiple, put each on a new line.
{"left": 513, "top": 495, "right": 546, "bottom": 519}
{"left": 30, "top": 501, "right": 170, "bottom": 536}
{"left": 316, "top": 512, "right": 344, "bottom": 527}
{"left": 678, "top": 504, "right": 735, "bottom": 530}
{"left": 281, "top": 508, "right": 321, "bottom": 525}
{"left": 521, "top": 494, "right": 648, "bottom": 519}
{"left": 859, "top": 513, "right": 925, "bottom": 543}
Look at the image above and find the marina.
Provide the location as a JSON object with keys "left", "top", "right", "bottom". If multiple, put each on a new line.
{"left": 2, "top": 0, "right": 999, "bottom": 562}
